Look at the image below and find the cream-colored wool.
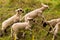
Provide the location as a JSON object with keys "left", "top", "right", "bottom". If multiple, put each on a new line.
{"left": 20, "top": 3, "right": 49, "bottom": 22}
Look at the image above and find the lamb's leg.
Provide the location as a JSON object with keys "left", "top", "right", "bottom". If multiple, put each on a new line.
{"left": 2, "top": 26, "right": 10, "bottom": 35}
{"left": 4, "top": 29, "right": 8, "bottom": 35}
{"left": 14, "top": 33, "right": 19, "bottom": 40}
{"left": 22, "top": 32, "right": 25, "bottom": 38}
{"left": 47, "top": 24, "right": 54, "bottom": 36}
{"left": 41, "top": 14, "right": 46, "bottom": 22}
{"left": 11, "top": 28, "right": 19, "bottom": 40}
{"left": 52, "top": 33, "right": 57, "bottom": 40}
{"left": 53, "top": 28, "right": 58, "bottom": 40}
{"left": 0, "top": 29, "right": 7, "bottom": 36}
{"left": 0, "top": 30, "right": 3, "bottom": 37}
{"left": 14, "top": 33, "right": 16, "bottom": 40}
{"left": 42, "top": 15, "right": 45, "bottom": 21}
{"left": 11, "top": 28, "right": 14, "bottom": 40}
{"left": 46, "top": 27, "right": 52, "bottom": 36}
{"left": 52, "top": 35, "right": 55, "bottom": 40}
{"left": 52, "top": 23, "right": 59, "bottom": 40}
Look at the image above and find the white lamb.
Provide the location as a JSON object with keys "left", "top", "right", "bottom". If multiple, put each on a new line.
{"left": 20, "top": 3, "right": 49, "bottom": 22}
{"left": 0, "top": 8, "right": 24, "bottom": 36}
{"left": 43, "top": 18, "right": 60, "bottom": 36}
{"left": 11, "top": 19, "right": 34, "bottom": 40}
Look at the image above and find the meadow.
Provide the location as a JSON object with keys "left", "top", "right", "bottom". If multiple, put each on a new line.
{"left": 0, "top": 0, "right": 60, "bottom": 40}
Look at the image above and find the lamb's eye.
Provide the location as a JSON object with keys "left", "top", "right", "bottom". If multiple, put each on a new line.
{"left": 20, "top": 10, "right": 22, "bottom": 11}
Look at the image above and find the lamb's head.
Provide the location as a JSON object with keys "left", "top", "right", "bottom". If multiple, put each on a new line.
{"left": 16, "top": 8, "right": 24, "bottom": 14}
{"left": 43, "top": 21, "right": 48, "bottom": 27}
{"left": 41, "top": 3, "right": 49, "bottom": 9}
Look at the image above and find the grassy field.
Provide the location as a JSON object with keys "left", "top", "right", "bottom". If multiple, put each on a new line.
{"left": 0, "top": 0, "right": 60, "bottom": 40}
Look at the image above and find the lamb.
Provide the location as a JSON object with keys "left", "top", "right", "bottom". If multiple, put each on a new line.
{"left": 42, "top": 18, "right": 60, "bottom": 36}
{"left": 11, "top": 19, "right": 34, "bottom": 40}
{"left": 20, "top": 3, "right": 49, "bottom": 22}
{"left": 0, "top": 8, "right": 24, "bottom": 36}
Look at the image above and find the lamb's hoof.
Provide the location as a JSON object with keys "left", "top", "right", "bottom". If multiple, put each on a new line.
{"left": 46, "top": 31, "right": 53, "bottom": 36}
{"left": 22, "top": 33, "right": 27, "bottom": 38}
{"left": 0, "top": 33, "right": 3, "bottom": 37}
{"left": 11, "top": 38, "right": 14, "bottom": 40}
{"left": 46, "top": 32, "right": 50, "bottom": 36}
{"left": 22, "top": 34, "right": 24, "bottom": 37}
{"left": 16, "top": 38, "right": 19, "bottom": 40}
{"left": 22, "top": 33, "right": 25, "bottom": 38}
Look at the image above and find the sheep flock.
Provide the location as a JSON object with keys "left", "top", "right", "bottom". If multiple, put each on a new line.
{"left": 0, "top": 3, "right": 60, "bottom": 40}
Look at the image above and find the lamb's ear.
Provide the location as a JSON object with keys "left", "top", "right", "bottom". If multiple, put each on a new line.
{"left": 41, "top": 3, "right": 45, "bottom": 6}
{"left": 15, "top": 9, "right": 20, "bottom": 14}
{"left": 15, "top": 10, "right": 17, "bottom": 12}
{"left": 41, "top": 3, "right": 49, "bottom": 8}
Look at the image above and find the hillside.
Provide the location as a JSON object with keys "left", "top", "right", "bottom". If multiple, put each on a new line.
{"left": 0, "top": 0, "right": 60, "bottom": 40}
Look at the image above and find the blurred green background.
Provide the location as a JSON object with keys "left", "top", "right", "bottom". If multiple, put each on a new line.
{"left": 0, "top": 0, "right": 60, "bottom": 40}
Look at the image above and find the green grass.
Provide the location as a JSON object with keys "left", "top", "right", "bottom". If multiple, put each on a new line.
{"left": 0, "top": 0, "right": 60, "bottom": 40}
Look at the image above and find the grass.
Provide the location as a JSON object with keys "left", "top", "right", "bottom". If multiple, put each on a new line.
{"left": 0, "top": 0, "right": 60, "bottom": 40}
